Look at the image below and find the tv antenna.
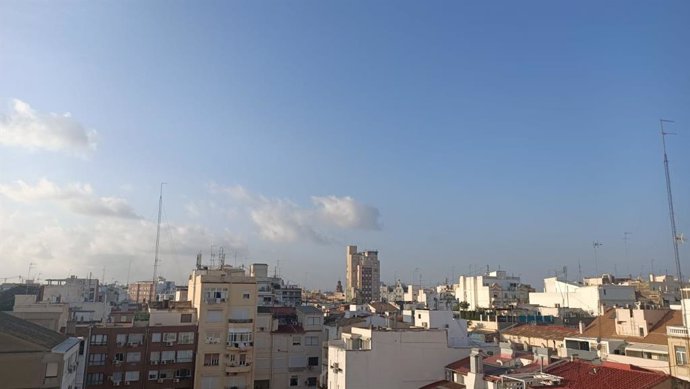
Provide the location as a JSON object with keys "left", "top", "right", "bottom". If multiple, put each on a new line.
{"left": 151, "top": 182, "right": 165, "bottom": 304}
{"left": 592, "top": 241, "right": 603, "bottom": 274}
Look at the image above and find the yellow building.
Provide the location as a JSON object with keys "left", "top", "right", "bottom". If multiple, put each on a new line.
{"left": 189, "top": 265, "right": 257, "bottom": 389}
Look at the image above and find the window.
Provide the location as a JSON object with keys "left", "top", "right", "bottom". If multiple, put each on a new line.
{"left": 228, "top": 330, "right": 252, "bottom": 343}
{"left": 158, "top": 370, "right": 174, "bottom": 379}
{"left": 206, "top": 310, "right": 223, "bottom": 323}
{"left": 175, "top": 368, "right": 192, "bottom": 378}
{"left": 152, "top": 333, "right": 161, "bottom": 342}
{"left": 177, "top": 349, "right": 193, "bottom": 363}
{"left": 179, "top": 332, "right": 194, "bottom": 344}
{"left": 126, "top": 352, "right": 141, "bottom": 363}
{"left": 243, "top": 292, "right": 251, "bottom": 299}
{"left": 204, "top": 353, "right": 220, "bottom": 366}
{"left": 307, "top": 377, "right": 317, "bottom": 387}
{"left": 308, "top": 356, "right": 319, "bottom": 366}
{"left": 86, "top": 373, "right": 104, "bottom": 385}
{"left": 45, "top": 362, "right": 59, "bottom": 378}
{"left": 290, "top": 375, "right": 298, "bottom": 386}
{"left": 307, "top": 316, "right": 321, "bottom": 326}
{"left": 201, "top": 377, "right": 218, "bottom": 389}
{"left": 128, "top": 333, "right": 144, "bottom": 344}
{"left": 90, "top": 334, "right": 107, "bottom": 345}
{"left": 203, "top": 287, "right": 228, "bottom": 303}
{"left": 116, "top": 333, "right": 127, "bottom": 345}
{"left": 150, "top": 351, "right": 160, "bottom": 362}
{"left": 148, "top": 370, "right": 158, "bottom": 380}
{"left": 292, "top": 336, "right": 301, "bottom": 346}
{"left": 205, "top": 331, "right": 221, "bottom": 344}
{"left": 163, "top": 332, "right": 177, "bottom": 343}
{"left": 112, "top": 372, "right": 124, "bottom": 383}
{"left": 181, "top": 313, "right": 193, "bottom": 323}
{"left": 88, "top": 353, "right": 106, "bottom": 366}
{"left": 305, "top": 336, "right": 319, "bottom": 346}
{"left": 114, "top": 352, "right": 125, "bottom": 362}
{"left": 162, "top": 350, "right": 175, "bottom": 363}
{"left": 676, "top": 346, "right": 687, "bottom": 365}
{"left": 125, "top": 371, "right": 140, "bottom": 382}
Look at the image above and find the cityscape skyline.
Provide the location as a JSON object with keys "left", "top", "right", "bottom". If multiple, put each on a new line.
{"left": 1, "top": 2, "right": 689, "bottom": 291}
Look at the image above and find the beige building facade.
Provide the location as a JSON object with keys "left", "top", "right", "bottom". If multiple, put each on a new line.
{"left": 189, "top": 265, "right": 257, "bottom": 389}
{"left": 345, "top": 245, "right": 380, "bottom": 303}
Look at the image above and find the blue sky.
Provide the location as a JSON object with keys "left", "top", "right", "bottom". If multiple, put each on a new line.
{"left": 1, "top": 1, "right": 689, "bottom": 290}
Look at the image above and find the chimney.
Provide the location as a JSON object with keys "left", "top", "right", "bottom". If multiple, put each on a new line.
{"left": 470, "top": 348, "right": 483, "bottom": 374}
{"left": 578, "top": 320, "right": 585, "bottom": 334}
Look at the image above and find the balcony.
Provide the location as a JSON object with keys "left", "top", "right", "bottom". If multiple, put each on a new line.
{"left": 228, "top": 318, "right": 253, "bottom": 324}
{"left": 667, "top": 326, "right": 689, "bottom": 338}
{"left": 226, "top": 341, "right": 253, "bottom": 350}
{"left": 225, "top": 363, "right": 252, "bottom": 374}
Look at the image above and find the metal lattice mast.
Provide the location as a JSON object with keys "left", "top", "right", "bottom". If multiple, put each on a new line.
{"left": 151, "top": 183, "right": 165, "bottom": 304}
{"left": 660, "top": 119, "right": 686, "bottom": 324}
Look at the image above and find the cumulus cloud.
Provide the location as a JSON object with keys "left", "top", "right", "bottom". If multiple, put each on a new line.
{"left": 0, "top": 206, "right": 247, "bottom": 283}
{"left": 312, "top": 195, "right": 381, "bottom": 229}
{"left": 215, "top": 185, "right": 381, "bottom": 244}
{"left": 0, "top": 99, "right": 97, "bottom": 154}
{"left": 0, "top": 178, "right": 140, "bottom": 219}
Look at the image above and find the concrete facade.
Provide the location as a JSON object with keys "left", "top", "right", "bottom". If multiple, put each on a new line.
{"left": 529, "top": 277, "right": 636, "bottom": 315}
{"left": 188, "top": 265, "right": 257, "bottom": 389}
{"left": 345, "top": 245, "right": 380, "bottom": 303}
{"left": 454, "top": 270, "right": 528, "bottom": 310}
{"left": 327, "top": 327, "right": 471, "bottom": 389}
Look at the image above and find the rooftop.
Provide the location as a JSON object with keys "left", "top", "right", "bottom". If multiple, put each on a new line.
{"left": 533, "top": 360, "right": 670, "bottom": 389}
{"left": 580, "top": 308, "right": 681, "bottom": 345}
{"left": 503, "top": 324, "right": 579, "bottom": 340}
{"left": 0, "top": 311, "right": 68, "bottom": 352}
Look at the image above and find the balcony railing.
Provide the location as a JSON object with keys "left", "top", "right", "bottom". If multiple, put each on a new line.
{"left": 667, "top": 326, "right": 689, "bottom": 338}
{"left": 225, "top": 363, "right": 252, "bottom": 374}
{"left": 228, "top": 318, "right": 253, "bottom": 323}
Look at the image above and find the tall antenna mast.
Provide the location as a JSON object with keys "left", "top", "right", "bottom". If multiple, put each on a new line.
{"left": 623, "top": 232, "right": 632, "bottom": 266}
{"left": 151, "top": 182, "right": 165, "bottom": 304}
{"left": 660, "top": 119, "right": 687, "bottom": 324}
{"left": 593, "top": 241, "right": 603, "bottom": 274}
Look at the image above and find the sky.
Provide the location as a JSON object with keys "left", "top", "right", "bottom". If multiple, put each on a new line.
{"left": 0, "top": 1, "right": 689, "bottom": 291}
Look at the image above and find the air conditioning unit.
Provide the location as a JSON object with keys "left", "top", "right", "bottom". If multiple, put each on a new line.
{"left": 166, "top": 341, "right": 174, "bottom": 346}
{"left": 157, "top": 379, "right": 164, "bottom": 383}
{"left": 151, "top": 360, "right": 159, "bottom": 365}
{"left": 124, "top": 381, "right": 131, "bottom": 386}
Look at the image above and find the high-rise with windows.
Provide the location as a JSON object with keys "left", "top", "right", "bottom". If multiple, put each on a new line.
{"left": 345, "top": 245, "right": 380, "bottom": 303}
{"left": 188, "top": 265, "right": 257, "bottom": 389}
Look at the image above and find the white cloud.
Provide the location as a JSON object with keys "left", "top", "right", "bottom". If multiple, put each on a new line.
{"left": 0, "top": 99, "right": 97, "bottom": 154}
{"left": 215, "top": 185, "right": 381, "bottom": 243}
{"left": 312, "top": 195, "right": 381, "bottom": 229}
{"left": 0, "top": 206, "right": 247, "bottom": 283}
{"left": 0, "top": 178, "right": 140, "bottom": 219}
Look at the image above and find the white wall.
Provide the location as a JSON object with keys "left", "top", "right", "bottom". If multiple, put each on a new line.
{"left": 328, "top": 327, "right": 471, "bottom": 389}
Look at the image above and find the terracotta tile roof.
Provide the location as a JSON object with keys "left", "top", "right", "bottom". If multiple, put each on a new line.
{"left": 580, "top": 308, "right": 682, "bottom": 346}
{"left": 503, "top": 324, "right": 579, "bottom": 340}
{"left": 369, "top": 302, "right": 399, "bottom": 313}
{"left": 419, "top": 380, "right": 466, "bottom": 389}
{"left": 446, "top": 357, "right": 471, "bottom": 373}
{"left": 535, "top": 359, "right": 670, "bottom": 389}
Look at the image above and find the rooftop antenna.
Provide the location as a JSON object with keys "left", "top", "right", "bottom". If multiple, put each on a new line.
{"left": 578, "top": 260, "right": 583, "bottom": 283}
{"left": 659, "top": 119, "right": 687, "bottom": 324}
{"left": 623, "top": 232, "right": 632, "bottom": 264}
{"left": 219, "top": 247, "right": 225, "bottom": 268}
{"left": 592, "top": 241, "right": 603, "bottom": 274}
{"left": 151, "top": 182, "right": 165, "bottom": 304}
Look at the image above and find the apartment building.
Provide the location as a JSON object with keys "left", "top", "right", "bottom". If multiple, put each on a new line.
{"left": 77, "top": 303, "right": 197, "bottom": 389}
{"left": 127, "top": 281, "right": 155, "bottom": 304}
{"left": 327, "top": 325, "right": 471, "bottom": 389}
{"left": 345, "top": 245, "right": 380, "bottom": 303}
{"left": 188, "top": 265, "right": 257, "bottom": 389}
{"left": 251, "top": 263, "right": 303, "bottom": 307}
{"left": 454, "top": 270, "right": 530, "bottom": 310}
{"left": 43, "top": 275, "right": 100, "bottom": 303}
{"left": 529, "top": 276, "right": 636, "bottom": 315}
{"left": 254, "top": 305, "right": 324, "bottom": 389}
{"left": 0, "top": 311, "right": 81, "bottom": 389}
